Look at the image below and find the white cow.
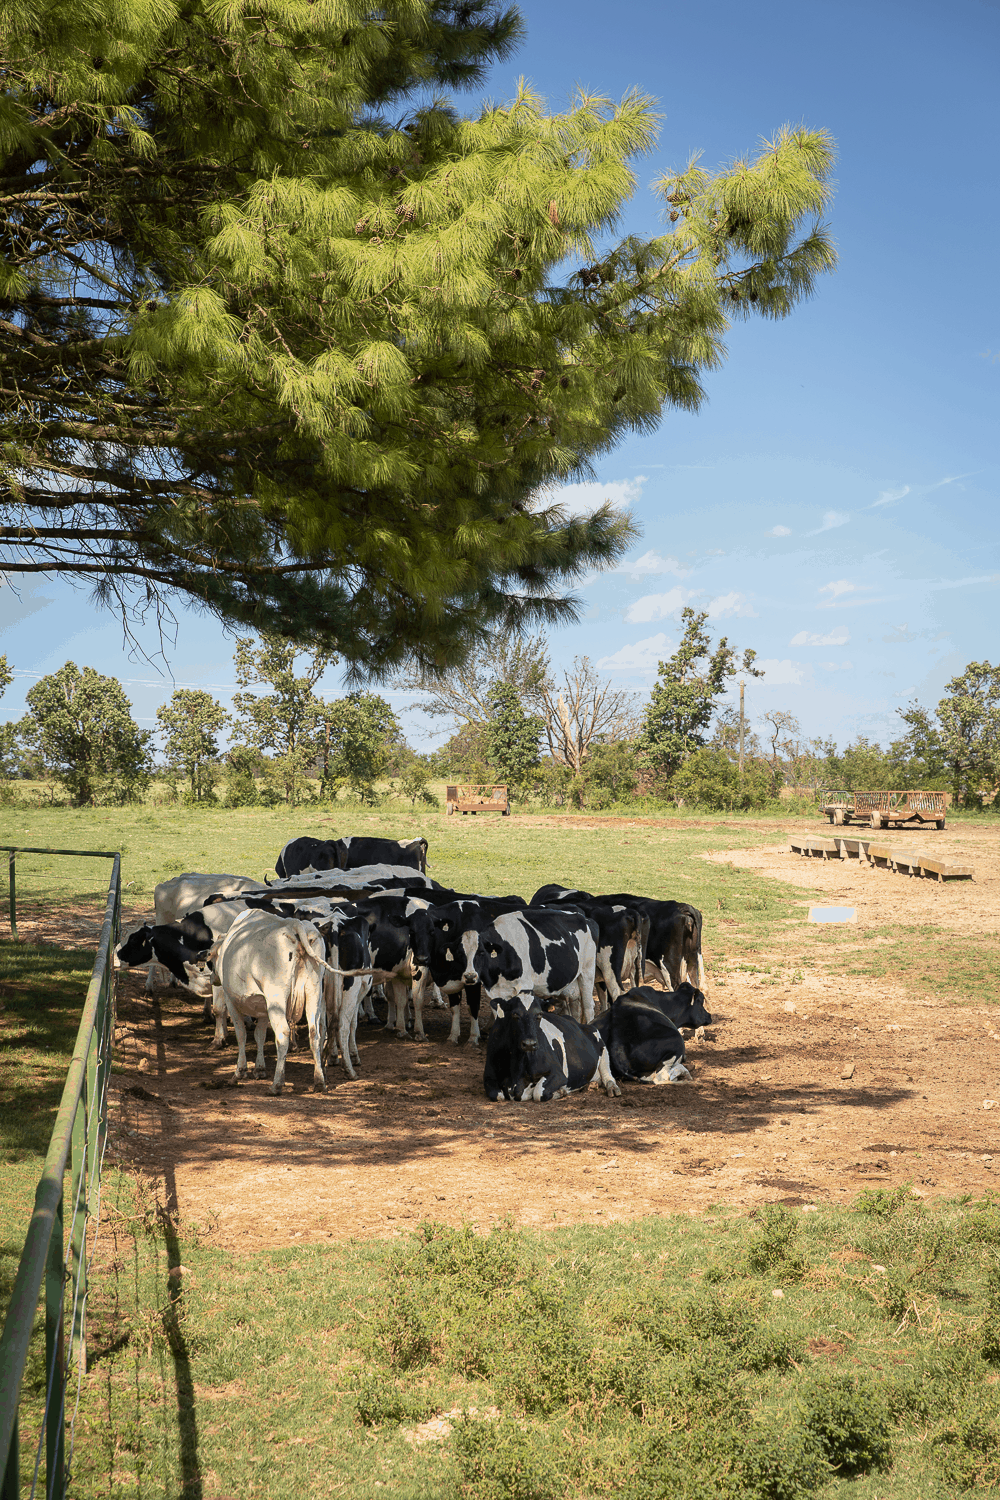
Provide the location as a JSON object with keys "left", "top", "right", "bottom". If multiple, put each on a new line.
{"left": 209, "top": 909, "right": 331, "bottom": 1095}
{"left": 145, "top": 873, "right": 269, "bottom": 994}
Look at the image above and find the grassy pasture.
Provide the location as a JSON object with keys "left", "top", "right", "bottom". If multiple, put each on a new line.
{"left": 3, "top": 802, "right": 999, "bottom": 1499}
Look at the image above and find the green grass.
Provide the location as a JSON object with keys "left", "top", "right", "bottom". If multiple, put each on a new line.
{"left": 65, "top": 1193, "right": 1000, "bottom": 1500}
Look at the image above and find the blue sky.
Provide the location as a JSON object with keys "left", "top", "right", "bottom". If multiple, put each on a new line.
{"left": 2, "top": 0, "right": 997, "bottom": 754}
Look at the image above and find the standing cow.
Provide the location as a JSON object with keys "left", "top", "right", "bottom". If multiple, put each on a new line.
{"left": 209, "top": 910, "right": 331, "bottom": 1094}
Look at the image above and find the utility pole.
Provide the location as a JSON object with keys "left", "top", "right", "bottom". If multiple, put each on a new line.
{"left": 738, "top": 678, "right": 745, "bottom": 775}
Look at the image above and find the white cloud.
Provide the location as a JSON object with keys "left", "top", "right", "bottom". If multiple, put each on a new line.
{"left": 626, "top": 587, "right": 694, "bottom": 623}
{"left": 819, "top": 579, "right": 861, "bottom": 599}
{"left": 822, "top": 660, "right": 854, "bottom": 671}
{"left": 534, "top": 475, "right": 647, "bottom": 518}
{"left": 767, "top": 525, "right": 792, "bottom": 537}
{"left": 596, "top": 633, "right": 670, "bottom": 675}
{"left": 707, "top": 591, "right": 757, "bottom": 619}
{"left": 623, "top": 549, "right": 687, "bottom": 581}
{"left": 808, "top": 510, "right": 850, "bottom": 535}
{"left": 754, "top": 658, "right": 808, "bottom": 686}
{"left": 790, "top": 626, "right": 850, "bottom": 646}
{"left": 872, "top": 484, "right": 910, "bottom": 508}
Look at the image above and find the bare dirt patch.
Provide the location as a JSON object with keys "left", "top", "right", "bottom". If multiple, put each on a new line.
{"left": 705, "top": 821, "right": 1000, "bottom": 937}
{"left": 31, "top": 873, "right": 998, "bottom": 1250}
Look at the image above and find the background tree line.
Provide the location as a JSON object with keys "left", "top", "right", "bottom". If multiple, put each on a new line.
{"left": 1, "top": 634, "right": 996, "bottom": 813}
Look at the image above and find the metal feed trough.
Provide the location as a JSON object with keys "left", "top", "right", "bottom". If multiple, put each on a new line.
{"left": 819, "top": 789, "right": 946, "bottom": 830}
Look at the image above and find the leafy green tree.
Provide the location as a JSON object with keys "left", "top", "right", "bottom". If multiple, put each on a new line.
{"left": 671, "top": 748, "right": 773, "bottom": 811}
{"left": 582, "top": 740, "right": 639, "bottom": 802}
{"left": 0, "top": 0, "right": 835, "bottom": 668}
{"left": 0, "top": 655, "right": 18, "bottom": 784}
{"left": 483, "top": 683, "right": 543, "bottom": 790}
{"left": 231, "top": 635, "right": 334, "bottom": 806}
{"left": 640, "top": 608, "right": 762, "bottom": 781}
{"left": 23, "top": 663, "right": 152, "bottom": 805}
{"left": 156, "top": 689, "right": 227, "bottom": 803}
{"left": 325, "top": 693, "right": 401, "bottom": 803}
{"left": 936, "top": 662, "right": 1000, "bottom": 804}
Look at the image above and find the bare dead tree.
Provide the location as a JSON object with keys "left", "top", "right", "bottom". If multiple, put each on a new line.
{"left": 542, "top": 656, "right": 642, "bottom": 774}
{"left": 398, "top": 631, "right": 551, "bottom": 729}
{"left": 761, "top": 708, "right": 802, "bottom": 791}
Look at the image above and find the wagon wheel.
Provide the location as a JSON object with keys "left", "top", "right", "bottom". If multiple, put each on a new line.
{"left": 936, "top": 818, "right": 945, "bottom": 830}
{"left": 833, "top": 808, "right": 845, "bottom": 826}
{"left": 869, "top": 811, "right": 883, "bottom": 830}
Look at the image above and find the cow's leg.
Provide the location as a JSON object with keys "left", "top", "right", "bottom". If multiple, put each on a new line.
{"left": 269, "top": 1002, "right": 291, "bottom": 1094}
{"left": 649, "top": 1058, "right": 692, "bottom": 1084}
{"left": 410, "top": 972, "right": 427, "bottom": 1042}
{"left": 253, "top": 1017, "right": 267, "bottom": 1076}
{"left": 338, "top": 992, "right": 359, "bottom": 1080}
{"left": 348, "top": 985, "right": 364, "bottom": 1066}
{"left": 227, "top": 1002, "right": 249, "bottom": 1079}
{"left": 697, "top": 951, "right": 706, "bottom": 991}
{"left": 144, "top": 963, "right": 156, "bottom": 994}
{"left": 389, "top": 977, "right": 410, "bottom": 1038}
{"left": 595, "top": 1046, "right": 622, "bottom": 1098}
{"left": 212, "top": 990, "right": 230, "bottom": 1049}
{"left": 657, "top": 960, "right": 676, "bottom": 991}
{"left": 307, "top": 993, "right": 327, "bottom": 1092}
{"left": 361, "top": 988, "right": 377, "bottom": 1022}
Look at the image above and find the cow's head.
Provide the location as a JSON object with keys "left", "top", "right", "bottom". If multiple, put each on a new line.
{"left": 496, "top": 994, "right": 544, "bottom": 1058}
{"left": 477, "top": 927, "right": 523, "bottom": 994}
{"left": 675, "top": 981, "right": 712, "bottom": 1028}
{"left": 115, "top": 925, "right": 154, "bottom": 966}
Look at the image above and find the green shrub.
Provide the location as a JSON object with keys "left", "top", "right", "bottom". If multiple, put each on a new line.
{"left": 745, "top": 1205, "right": 806, "bottom": 1278}
{"left": 685, "top": 1289, "right": 798, "bottom": 1372}
{"left": 354, "top": 1376, "right": 435, "bottom": 1426}
{"left": 800, "top": 1374, "right": 893, "bottom": 1476}
{"left": 739, "top": 1424, "right": 827, "bottom": 1500}
{"left": 453, "top": 1415, "right": 563, "bottom": 1500}
{"left": 981, "top": 1265, "right": 1000, "bottom": 1364}
{"left": 370, "top": 1289, "right": 432, "bottom": 1370}
{"left": 932, "top": 1402, "right": 1000, "bottom": 1489}
{"left": 852, "top": 1184, "right": 915, "bottom": 1218}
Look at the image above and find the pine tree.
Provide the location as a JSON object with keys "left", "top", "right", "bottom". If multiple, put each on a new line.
{"left": 0, "top": 1, "right": 836, "bottom": 671}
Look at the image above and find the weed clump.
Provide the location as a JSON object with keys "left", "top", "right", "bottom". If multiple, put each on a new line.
{"left": 744, "top": 1205, "right": 806, "bottom": 1279}
{"left": 454, "top": 1415, "right": 563, "bottom": 1500}
{"left": 800, "top": 1374, "right": 893, "bottom": 1477}
{"left": 981, "top": 1263, "right": 1000, "bottom": 1363}
{"left": 354, "top": 1376, "right": 434, "bottom": 1427}
{"left": 932, "top": 1401, "right": 1000, "bottom": 1489}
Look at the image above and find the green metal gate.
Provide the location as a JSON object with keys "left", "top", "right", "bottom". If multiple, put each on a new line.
{"left": 0, "top": 848, "right": 120, "bottom": 1500}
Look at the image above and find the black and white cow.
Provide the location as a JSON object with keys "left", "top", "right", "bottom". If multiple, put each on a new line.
{"left": 625, "top": 982, "right": 712, "bottom": 1033}
{"left": 274, "top": 837, "right": 340, "bottom": 879}
{"left": 345, "top": 893, "right": 427, "bottom": 1039}
{"left": 484, "top": 995, "right": 621, "bottom": 1102}
{"left": 476, "top": 909, "right": 600, "bottom": 1024}
{"left": 531, "top": 884, "right": 704, "bottom": 993}
{"left": 146, "top": 873, "right": 269, "bottom": 992}
{"left": 309, "top": 908, "right": 372, "bottom": 1078}
{"left": 335, "top": 836, "right": 428, "bottom": 874}
{"left": 115, "top": 924, "right": 214, "bottom": 1008}
{"left": 591, "top": 988, "right": 693, "bottom": 1085}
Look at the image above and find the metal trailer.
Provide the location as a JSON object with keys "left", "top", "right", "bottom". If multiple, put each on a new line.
{"left": 819, "top": 789, "right": 946, "bottom": 830}
{"left": 445, "top": 783, "right": 510, "bottom": 817}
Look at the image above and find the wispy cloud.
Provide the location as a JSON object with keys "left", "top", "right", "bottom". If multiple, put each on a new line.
{"left": 767, "top": 525, "right": 792, "bottom": 537}
{"left": 791, "top": 626, "right": 850, "bottom": 646}
{"left": 872, "top": 485, "right": 910, "bottom": 508}
{"left": 822, "top": 660, "right": 854, "bottom": 672}
{"left": 596, "top": 633, "right": 670, "bottom": 675}
{"left": 707, "top": 591, "right": 757, "bottom": 620}
{"left": 807, "top": 510, "right": 850, "bottom": 536}
{"left": 755, "top": 659, "right": 808, "bottom": 687}
{"left": 625, "top": 587, "right": 695, "bottom": 624}
{"left": 819, "top": 579, "right": 865, "bottom": 600}
{"left": 533, "top": 475, "right": 647, "bottom": 518}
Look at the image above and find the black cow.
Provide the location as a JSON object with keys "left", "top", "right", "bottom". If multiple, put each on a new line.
{"left": 530, "top": 884, "right": 703, "bottom": 993}
{"left": 275, "top": 837, "right": 340, "bottom": 879}
{"left": 591, "top": 989, "right": 693, "bottom": 1085}
{"left": 345, "top": 893, "right": 425, "bottom": 1038}
{"left": 484, "top": 996, "right": 620, "bottom": 1102}
{"left": 115, "top": 923, "right": 214, "bottom": 1013}
{"left": 624, "top": 982, "right": 711, "bottom": 1032}
{"left": 336, "top": 836, "right": 428, "bottom": 874}
{"left": 310, "top": 909, "right": 372, "bottom": 1077}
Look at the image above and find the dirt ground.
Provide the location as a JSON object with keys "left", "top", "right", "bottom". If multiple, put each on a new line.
{"left": 29, "top": 822, "right": 1000, "bottom": 1248}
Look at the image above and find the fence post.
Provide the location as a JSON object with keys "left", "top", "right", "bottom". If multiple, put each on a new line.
{"left": 7, "top": 849, "right": 15, "bottom": 941}
{"left": 45, "top": 1190, "right": 66, "bottom": 1500}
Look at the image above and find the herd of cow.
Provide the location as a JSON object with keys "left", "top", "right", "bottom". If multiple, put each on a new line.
{"left": 115, "top": 833, "right": 713, "bottom": 1103}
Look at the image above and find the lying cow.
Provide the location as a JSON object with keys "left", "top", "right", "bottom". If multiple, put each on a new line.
{"left": 209, "top": 909, "right": 332, "bottom": 1094}
{"left": 337, "top": 836, "right": 428, "bottom": 874}
{"left": 484, "top": 995, "right": 620, "bottom": 1102}
{"left": 591, "top": 988, "right": 693, "bottom": 1085}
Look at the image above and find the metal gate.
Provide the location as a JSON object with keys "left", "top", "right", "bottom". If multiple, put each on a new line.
{"left": 0, "top": 848, "right": 120, "bottom": 1500}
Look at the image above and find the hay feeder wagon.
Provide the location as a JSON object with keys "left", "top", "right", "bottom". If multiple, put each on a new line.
{"left": 445, "top": 783, "right": 510, "bottom": 817}
{"left": 819, "top": 789, "right": 946, "bottom": 830}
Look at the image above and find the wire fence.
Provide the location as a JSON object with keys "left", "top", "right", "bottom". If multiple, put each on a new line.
{"left": 0, "top": 848, "right": 120, "bottom": 1500}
